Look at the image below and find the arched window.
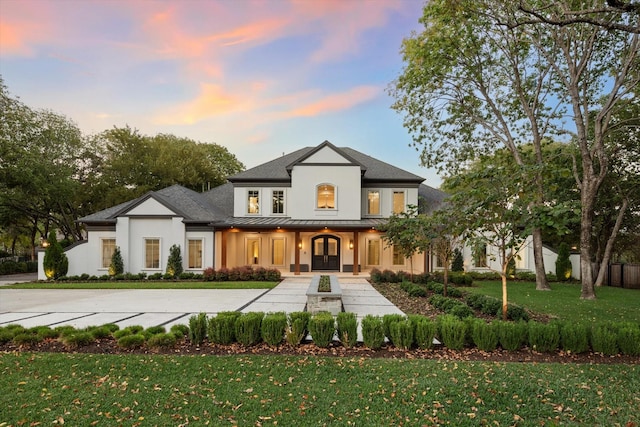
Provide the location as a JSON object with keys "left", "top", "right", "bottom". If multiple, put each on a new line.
{"left": 316, "top": 184, "right": 335, "bottom": 209}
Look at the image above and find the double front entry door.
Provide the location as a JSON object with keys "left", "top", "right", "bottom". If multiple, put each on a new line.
{"left": 311, "top": 235, "right": 340, "bottom": 271}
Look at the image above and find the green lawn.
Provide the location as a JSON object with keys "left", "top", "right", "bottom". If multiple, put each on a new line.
{"left": 462, "top": 281, "right": 640, "bottom": 323}
{"left": 3, "top": 281, "right": 278, "bottom": 290}
{"left": 1, "top": 352, "right": 638, "bottom": 426}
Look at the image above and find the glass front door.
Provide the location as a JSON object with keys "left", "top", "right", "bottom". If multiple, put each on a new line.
{"left": 311, "top": 235, "right": 340, "bottom": 271}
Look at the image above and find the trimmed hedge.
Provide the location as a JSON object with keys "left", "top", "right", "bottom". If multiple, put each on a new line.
{"left": 1, "top": 313, "right": 637, "bottom": 356}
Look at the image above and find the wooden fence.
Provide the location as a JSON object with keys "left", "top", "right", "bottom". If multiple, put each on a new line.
{"left": 606, "top": 263, "right": 640, "bottom": 289}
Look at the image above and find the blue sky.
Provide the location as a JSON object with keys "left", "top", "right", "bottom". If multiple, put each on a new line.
{"left": 0, "top": 0, "right": 441, "bottom": 186}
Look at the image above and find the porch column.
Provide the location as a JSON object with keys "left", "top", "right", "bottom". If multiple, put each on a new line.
{"left": 353, "top": 230, "right": 359, "bottom": 275}
{"left": 221, "top": 230, "right": 227, "bottom": 269}
{"left": 424, "top": 249, "right": 429, "bottom": 273}
{"left": 294, "top": 231, "right": 301, "bottom": 275}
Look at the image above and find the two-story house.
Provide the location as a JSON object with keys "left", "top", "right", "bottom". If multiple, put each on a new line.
{"left": 42, "top": 141, "right": 450, "bottom": 279}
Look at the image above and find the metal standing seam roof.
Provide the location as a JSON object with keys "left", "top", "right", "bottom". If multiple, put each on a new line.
{"left": 210, "top": 216, "right": 389, "bottom": 229}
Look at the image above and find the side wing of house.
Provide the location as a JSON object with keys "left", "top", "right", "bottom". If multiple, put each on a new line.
{"left": 47, "top": 186, "right": 216, "bottom": 279}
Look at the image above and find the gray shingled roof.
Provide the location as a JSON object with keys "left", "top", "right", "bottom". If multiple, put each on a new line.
{"left": 79, "top": 143, "right": 446, "bottom": 227}
{"left": 228, "top": 141, "right": 424, "bottom": 184}
{"left": 79, "top": 184, "right": 224, "bottom": 224}
{"left": 419, "top": 183, "right": 448, "bottom": 214}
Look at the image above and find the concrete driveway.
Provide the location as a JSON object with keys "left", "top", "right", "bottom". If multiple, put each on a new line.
{"left": 0, "top": 277, "right": 403, "bottom": 331}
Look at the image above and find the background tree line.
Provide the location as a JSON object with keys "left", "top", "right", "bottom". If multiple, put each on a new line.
{"left": 0, "top": 78, "right": 244, "bottom": 260}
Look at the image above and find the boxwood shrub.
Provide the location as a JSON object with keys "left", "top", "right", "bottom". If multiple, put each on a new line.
{"left": 208, "top": 311, "right": 241, "bottom": 345}
{"left": 336, "top": 312, "right": 358, "bottom": 348}
{"left": 410, "top": 315, "right": 437, "bottom": 350}
{"left": 528, "top": 321, "right": 560, "bottom": 353}
{"left": 437, "top": 314, "right": 467, "bottom": 350}
{"left": 261, "top": 312, "right": 287, "bottom": 346}
{"left": 361, "top": 315, "right": 385, "bottom": 350}
{"left": 389, "top": 319, "right": 414, "bottom": 350}
{"left": 309, "top": 312, "right": 335, "bottom": 348}
{"left": 235, "top": 312, "right": 264, "bottom": 346}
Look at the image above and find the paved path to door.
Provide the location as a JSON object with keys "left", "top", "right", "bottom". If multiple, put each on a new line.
{"left": 0, "top": 277, "right": 404, "bottom": 333}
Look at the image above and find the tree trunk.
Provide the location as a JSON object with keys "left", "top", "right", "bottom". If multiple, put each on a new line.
{"left": 532, "top": 227, "right": 551, "bottom": 290}
{"left": 595, "top": 198, "right": 628, "bottom": 287}
{"left": 501, "top": 247, "right": 508, "bottom": 321}
{"left": 443, "top": 266, "right": 448, "bottom": 297}
{"left": 501, "top": 272, "right": 508, "bottom": 321}
{"left": 579, "top": 183, "right": 597, "bottom": 299}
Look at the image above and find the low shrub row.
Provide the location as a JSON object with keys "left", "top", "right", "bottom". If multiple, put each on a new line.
{"left": 202, "top": 266, "right": 281, "bottom": 281}
{"left": 2, "top": 315, "right": 638, "bottom": 356}
{"left": 370, "top": 268, "right": 560, "bottom": 284}
{"left": 370, "top": 269, "right": 473, "bottom": 286}
{"left": 0, "top": 323, "right": 189, "bottom": 350}
{"left": 464, "top": 293, "right": 530, "bottom": 321}
{"left": 0, "top": 260, "right": 38, "bottom": 275}
{"left": 428, "top": 294, "right": 475, "bottom": 319}
{"left": 55, "top": 265, "right": 281, "bottom": 282}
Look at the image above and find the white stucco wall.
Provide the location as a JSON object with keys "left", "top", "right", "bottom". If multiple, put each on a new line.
{"left": 290, "top": 165, "right": 362, "bottom": 220}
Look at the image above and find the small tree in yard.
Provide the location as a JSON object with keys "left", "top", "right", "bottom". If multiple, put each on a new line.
{"left": 43, "top": 230, "right": 68, "bottom": 280}
{"left": 444, "top": 156, "right": 530, "bottom": 320}
{"left": 422, "top": 208, "right": 463, "bottom": 297}
{"left": 109, "top": 246, "right": 124, "bottom": 276}
{"left": 380, "top": 205, "right": 430, "bottom": 281}
{"left": 166, "top": 244, "right": 183, "bottom": 278}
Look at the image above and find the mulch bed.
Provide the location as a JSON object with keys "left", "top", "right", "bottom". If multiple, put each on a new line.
{"left": 2, "top": 338, "right": 638, "bottom": 365}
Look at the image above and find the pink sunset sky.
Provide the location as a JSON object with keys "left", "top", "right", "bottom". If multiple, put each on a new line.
{"left": 0, "top": 0, "right": 440, "bottom": 185}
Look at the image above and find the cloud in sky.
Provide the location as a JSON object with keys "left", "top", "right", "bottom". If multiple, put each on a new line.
{"left": 0, "top": 0, "right": 441, "bottom": 185}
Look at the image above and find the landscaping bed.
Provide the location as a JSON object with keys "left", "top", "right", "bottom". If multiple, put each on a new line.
{"left": 2, "top": 334, "right": 638, "bottom": 364}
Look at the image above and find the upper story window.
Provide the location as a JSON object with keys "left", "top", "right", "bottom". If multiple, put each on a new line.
{"left": 393, "top": 191, "right": 405, "bottom": 214}
{"left": 316, "top": 184, "right": 335, "bottom": 209}
{"left": 247, "top": 190, "right": 260, "bottom": 214}
{"left": 367, "top": 190, "right": 380, "bottom": 215}
{"left": 272, "top": 190, "right": 284, "bottom": 214}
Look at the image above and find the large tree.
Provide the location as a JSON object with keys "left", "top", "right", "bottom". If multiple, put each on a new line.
{"left": 89, "top": 127, "right": 245, "bottom": 209}
{"left": 1, "top": 78, "right": 86, "bottom": 256}
{"left": 391, "top": 0, "right": 639, "bottom": 299}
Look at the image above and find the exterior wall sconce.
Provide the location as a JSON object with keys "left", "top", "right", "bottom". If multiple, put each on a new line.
{"left": 41, "top": 239, "right": 50, "bottom": 248}
{"left": 349, "top": 240, "right": 353, "bottom": 249}
{"left": 298, "top": 241, "right": 302, "bottom": 249}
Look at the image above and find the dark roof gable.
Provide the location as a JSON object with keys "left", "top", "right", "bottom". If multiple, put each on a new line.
{"left": 228, "top": 140, "right": 424, "bottom": 184}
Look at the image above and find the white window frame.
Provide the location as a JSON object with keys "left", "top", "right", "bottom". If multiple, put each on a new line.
{"left": 316, "top": 183, "right": 337, "bottom": 210}
{"left": 367, "top": 190, "right": 381, "bottom": 216}
{"left": 365, "top": 238, "right": 381, "bottom": 266}
{"left": 247, "top": 189, "right": 260, "bottom": 215}
{"left": 270, "top": 237, "right": 286, "bottom": 267}
{"left": 144, "top": 238, "right": 161, "bottom": 270}
{"left": 392, "top": 244, "right": 405, "bottom": 266}
{"left": 246, "top": 237, "right": 261, "bottom": 265}
{"left": 392, "top": 190, "right": 405, "bottom": 214}
{"left": 187, "top": 238, "right": 204, "bottom": 270}
{"left": 272, "top": 190, "right": 285, "bottom": 215}
{"left": 101, "top": 238, "right": 116, "bottom": 269}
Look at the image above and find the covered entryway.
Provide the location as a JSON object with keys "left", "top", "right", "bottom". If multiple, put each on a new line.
{"left": 312, "top": 235, "right": 340, "bottom": 271}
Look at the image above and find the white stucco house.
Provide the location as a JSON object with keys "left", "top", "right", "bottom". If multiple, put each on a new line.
{"left": 38, "top": 141, "right": 567, "bottom": 279}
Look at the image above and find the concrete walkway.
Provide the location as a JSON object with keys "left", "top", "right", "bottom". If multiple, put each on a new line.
{"left": 0, "top": 276, "right": 404, "bottom": 332}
